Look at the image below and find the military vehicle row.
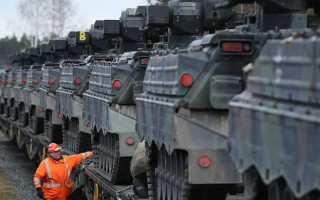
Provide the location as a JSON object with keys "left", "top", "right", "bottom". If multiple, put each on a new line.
{"left": 1, "top": 0, "right": 319, "bottom": 200}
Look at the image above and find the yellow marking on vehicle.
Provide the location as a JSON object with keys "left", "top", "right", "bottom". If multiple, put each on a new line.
{"left": 79, "top": 31, "right": 87, "bottom": 41}
{"left": 30, "top": 138, "right": 33, "bottom": 154}
{"left": 42, "top": 146, "right": 46, "bottom": 160}
{"left": 9, "top": 125, "right": 13, "bottom": 137}
{"left": 94, "top": 183, "right": 99, "bottom": 200}
{"left": 17, "top": 130, "right": 21, "bottom": 143}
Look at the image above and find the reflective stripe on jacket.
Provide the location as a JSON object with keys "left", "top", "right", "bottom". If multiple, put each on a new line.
{"left": 33, "top": 151, "right": 92, "bottom": 200}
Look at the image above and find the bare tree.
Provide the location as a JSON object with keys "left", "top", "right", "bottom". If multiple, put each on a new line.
{"left": 51, "top": 0, "right": 74, "bottom": 37}
{"left": 18, "top": 0, "right": 48, "bottom": 46}
{"left": 49, "top": 0, "right": 57, "bottom": 37}
{"left": 19, "top": 0, "right": 75, "bottom": 43}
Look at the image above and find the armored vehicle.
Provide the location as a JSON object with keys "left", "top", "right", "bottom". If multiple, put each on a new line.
{"left": 23, "top": 63, "right": 45, "bottom": 160}
{"left": 136, "top": 32, "right": 269, "bottom": 199}
{"left": 56, "top": 23, "right": 118, "bottom": 155}
{"left": 4, "top": 50, "right": 38, "bottom": 145}
{"left": 12, "top": 65, "right": 30, "bottom": 148}
{"left": 82, "top": 5, "right": 171, "bottom": 199}
{"left": 133, "top": 0, "right": 268, "bottom": 200}
{"left": 1, "top": 53, "right": 29, "bottom": 134}
{"left": 51, "top": 25, "right": 120, "bottom": 197}
{"left": 36, "top": 34, "right": 91, "bottom": 161}
{"left": 225, "top": 0, "right": 320, "bottom": 200}
{"left": 57, "top": 59, "right": 95, "bottom": 154}
{"left": 19, "top": 41, "right": 59, "bottom": 160}
{"left": 37, "top": 62, "right": 62, "bottom": 155}
{"left": 2, "top": 67, "right": 18, "bottom": 135}
{"left": 13, "top": 45, "right": 52, "bottom": 152}
{"left": 0, "top": 70, "right": 10, "bottom": 130}
{"left": 10, "top": 51, "right": 38, "bottom": 147}
{"left": 0, "top": 71, "right": 5, "bottom": 128}
{"left": 83, "top": 50, "right": 152, "bottom": 183}
{"left": 56, "top": 30, "right": 115, "bottom": 155}
{"left": 230, "top": 30, "right": 320, "bottom": 200}
{"left": 7, "top": 1, "right": 320, "bottom": 200}
{"left": 56, "top": 18, "right": 129, "bottom": 159}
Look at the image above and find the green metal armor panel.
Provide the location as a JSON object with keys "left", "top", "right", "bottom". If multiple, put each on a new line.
{"left": 229, "top": 33, "right": 320, "bottom": 198}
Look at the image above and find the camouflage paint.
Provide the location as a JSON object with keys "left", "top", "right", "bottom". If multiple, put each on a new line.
{"left": 136, "top": 32, "right": 266, "bottom": 184}
{"left": 229, "top": 35, "right": 320, "bottom": 198}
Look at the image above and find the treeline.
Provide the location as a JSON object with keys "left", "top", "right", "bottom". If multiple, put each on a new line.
{"left": 0, "top": 34, "right": 31, "bottom": 69}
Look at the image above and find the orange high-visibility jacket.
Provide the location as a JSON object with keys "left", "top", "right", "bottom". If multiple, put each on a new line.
{"left": 33, "top": 151, "right": 93, "bottom": 200}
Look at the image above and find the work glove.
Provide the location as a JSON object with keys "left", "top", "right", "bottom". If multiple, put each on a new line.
{"left": 36, "top": 187, "right": 44, "bottom": 199}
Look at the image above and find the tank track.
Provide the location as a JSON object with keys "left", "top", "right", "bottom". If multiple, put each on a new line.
{"left": 62, "top": 118, "right": 91, "bottom": 153}
{"left": 92, "top": 129, "right": 132, "bottom": 185}
{"left": 44, "top": 113, "right": 62, "bottom": 144}
{"left": 146, "top": 141, "right": 157, "bottom": 200}
{"left": 28, "top": 109, "right": 43, "bottom": 135}
{"left": 9, "top": 104, "right": 18, "bottom": 121}
{"left": 43, "top": 117, "right": 49, "bottom": 141}
{"left": 28, "top": 109, "right": 33, "bottom": 130}
{"left": 19, "top": 106, "right": 28, "bottom": 127}
{"left": 62, "top": 117, "right": 68, "bottom": 146}
{"left": 147, "top": 142, "right": 228, "bottom": 200}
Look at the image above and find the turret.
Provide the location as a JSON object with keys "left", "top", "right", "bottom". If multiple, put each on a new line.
{"left": 10, "top": 54, "right": 22, "bottom": 69}
{"left": 67, "top": 31, "right": 90, "bottom": 57}
{"left": 48, "top": 38, "right": 68, "bottom": 62}
{"left": 27, "top": 47, "right": 41, "bottom": 65}
{"left": 37, "top": 43, "right": 53, "bottom": 63}
{"left": 212, "top": 0, "right": 320, "bottom": 32}
{"left": 136, "top": 5, "right": 169, "bottom": 48}
{"left": 119, "top": 8, "right": 147, "bottom": 52}
{"left": 89, "top": 20, "right": 113, "bottom": 54}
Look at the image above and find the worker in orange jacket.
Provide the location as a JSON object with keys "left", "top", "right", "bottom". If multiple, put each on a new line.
{"left": 33, "top": 143, "right": 92, "bottom": 200}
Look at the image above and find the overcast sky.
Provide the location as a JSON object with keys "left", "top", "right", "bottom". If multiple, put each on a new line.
{"left": 0, "top": 0, "right": 148, "bottom": 39}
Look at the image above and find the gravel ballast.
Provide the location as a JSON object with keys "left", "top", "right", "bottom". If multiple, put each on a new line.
{"left": 0, "top": 131, "right": 248, "bottom": 200}
{"left": 0, "top": 132, "right": 39, "bottom": 200}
